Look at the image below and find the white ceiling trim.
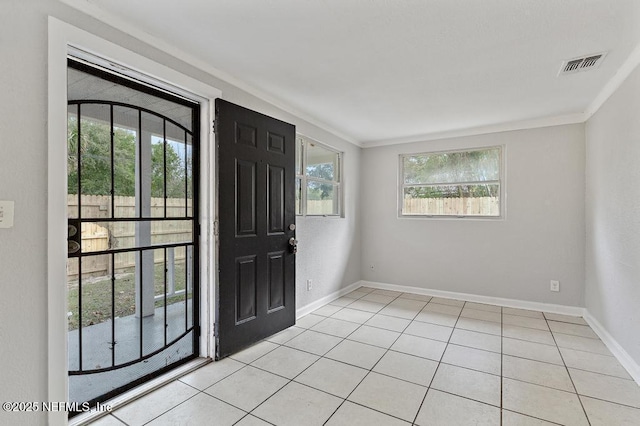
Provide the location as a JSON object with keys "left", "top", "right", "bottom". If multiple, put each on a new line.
{"left": 584, "top": 41, "right": 640, "bottom": 121}
{"left": 60, "top": 0, "right": 361, "bottom": 147}
{"left": 360, "top": 113, "right": 587, "bottom": 148}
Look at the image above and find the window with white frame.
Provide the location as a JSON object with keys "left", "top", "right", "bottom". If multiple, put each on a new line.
{"left": 296, "top": 136, "right": 342, "bottom": 216}
{"left": 400, "top": 146, "right": 502, "bottom": 217}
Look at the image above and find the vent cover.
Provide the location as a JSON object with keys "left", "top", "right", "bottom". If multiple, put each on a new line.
{"left": 559, "top": 52, "right": 607, "bottom": 76}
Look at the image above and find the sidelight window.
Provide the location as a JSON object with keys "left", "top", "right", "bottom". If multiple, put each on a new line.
{"left": 295, "top": 136, "right": 343, "bottom": 216}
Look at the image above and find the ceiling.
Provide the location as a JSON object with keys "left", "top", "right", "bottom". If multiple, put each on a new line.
{"left": 76, "top": 0, "right": 640, "bottom": 146}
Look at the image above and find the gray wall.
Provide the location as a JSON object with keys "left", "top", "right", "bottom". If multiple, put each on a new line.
{"left": 361, "top": 124, "right": 586, "bottom": 306}
{"left": 585, "top": 64, "right": 640, "bottom": 365}
{"left": 0, "top": 1, "right": 360, "bottom": 424}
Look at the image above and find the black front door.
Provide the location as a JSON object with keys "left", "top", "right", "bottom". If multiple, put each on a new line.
{"left": 216, "top": 99, "right": 296, "bottom": 359}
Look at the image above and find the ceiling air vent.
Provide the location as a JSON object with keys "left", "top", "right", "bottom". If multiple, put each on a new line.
{"left": 558, "top": 52, "right": 607, "bottom": 76}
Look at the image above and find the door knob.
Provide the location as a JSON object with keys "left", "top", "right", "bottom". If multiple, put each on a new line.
{"left": 288, "top": 237, "right": 298, "bottom": 254}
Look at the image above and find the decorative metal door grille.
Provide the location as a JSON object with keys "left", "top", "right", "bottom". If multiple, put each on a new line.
{"left": 67, "top": 59, "right": 199, "bottom": 409}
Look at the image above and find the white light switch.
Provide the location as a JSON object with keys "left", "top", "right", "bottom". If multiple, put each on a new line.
{"left": 0, "top": 201, "right": 15, "bottom": 228}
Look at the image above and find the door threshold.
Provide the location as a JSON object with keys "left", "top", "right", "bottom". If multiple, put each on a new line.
{"left": 70, "top": 357, "right": 211, "bottom": 426}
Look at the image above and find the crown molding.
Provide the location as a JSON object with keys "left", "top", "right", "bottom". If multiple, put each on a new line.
{"left": 360, "top": 113, "right": 586, "bottom": 148}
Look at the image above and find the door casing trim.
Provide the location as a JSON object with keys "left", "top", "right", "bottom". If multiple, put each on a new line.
{"left": 48, "top": 17, "right": 221, "bottom": 425}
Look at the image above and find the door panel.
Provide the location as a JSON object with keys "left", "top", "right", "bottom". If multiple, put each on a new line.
{"left": 216, "top": 99, "right": 296, "bottom": 359}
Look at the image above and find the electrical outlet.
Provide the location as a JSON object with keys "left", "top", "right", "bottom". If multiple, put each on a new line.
{"left": 550, "top": 280, "right": 560, "bottom": 292}
{"left": 0, "top": 200, "right": 15, "bottom": 229}
{"left": 307, "top": 279, "right": 312, "bottom": 291}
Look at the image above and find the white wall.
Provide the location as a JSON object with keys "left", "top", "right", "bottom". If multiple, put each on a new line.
{"left": 361, "top": 124, "right": 585, "bottom": 306}
{"left": 0, "top": 1, "right": 360, "bottom": 425}
{"left": 585, "top": 64, "right": 640, "bottom": 366}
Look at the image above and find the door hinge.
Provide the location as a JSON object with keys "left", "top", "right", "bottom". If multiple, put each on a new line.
{"left": 213, "top": 322, "right": 218, "bottom": 337}
{"left": 213, "top": 220, "right": 219, "bottom": 236}
{"left": 212, "top": 120, "right": 216, "bottom": 133}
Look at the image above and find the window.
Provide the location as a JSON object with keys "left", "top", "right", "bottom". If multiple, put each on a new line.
{"left": 400, "top": 146, "right": 502, "bottom": 218}
{"left": 296, "top": 136, "right": 343, "bottom": 216}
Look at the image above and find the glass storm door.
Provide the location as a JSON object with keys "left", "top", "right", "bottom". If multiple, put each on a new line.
{"left": 66, "top": 59, "right": 200, "bottom": 410}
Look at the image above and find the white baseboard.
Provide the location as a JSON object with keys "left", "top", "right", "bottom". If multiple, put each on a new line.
{"left": 583, "top": 311, "right": 640, "bottom": 385}
{"left": 296, "top": 281, "right": 363, "bottom": 319}
{"left": 359, "top": 280, "right": 585, "bottom": 316}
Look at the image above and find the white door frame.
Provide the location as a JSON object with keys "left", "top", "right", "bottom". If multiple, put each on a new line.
{"left": 47, "top": 17, "right": 220, "bottom": 425}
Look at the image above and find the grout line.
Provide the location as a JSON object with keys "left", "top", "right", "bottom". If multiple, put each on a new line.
{"left": 544, "top": 311, "right": 593, "bottom": 426}
{"left": 410, "top": 299, "right": 466, "bottom": 425}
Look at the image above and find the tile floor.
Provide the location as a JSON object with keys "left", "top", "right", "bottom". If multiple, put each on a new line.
{"left": 91, "top": 287, "right": 640, "bottom": 425}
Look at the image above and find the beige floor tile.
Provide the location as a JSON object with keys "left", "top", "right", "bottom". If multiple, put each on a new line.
{"left": 325, "top": 339, "right": 387, "bottom": 369}
{"left": 356, "top": 286, "right": 376, "bottom": 294}
{"left": 229, "top": 340, "right": 279, "bottom": 364}
{"left": 284, "top": 329, "right": 343, "bottom": 355}
{"left": 503, "top": 307, "right": 544, "bottom": 319}
{"left": 415, "top": 389, "right": 500, "bottom": 426}
{"left": 348, "top": 372, "right": 427, "bottom": 422}
{"left": 88, "top": 415, "right": 126, "bottom": 426}
{"left": 310, "top": 317, "right": 360, "bottom": 338}
{"left": 389, "top": 298, "right": 428, "bottom": 310}
{"left": 543, "top": 312, "right": 587, "bottom": 325}
{"left": 345, "top": 290, "right": 369, "bottom": 299}
{"left": 503, "top": 325, "right": 555, "bottom": 345}
{"left": 414, "top": 310, "right": 459, "bottom": 327}
{"left": 178, "top": 358, "right": 244, "bottom": 390}
{"left": 364, "top": 313, "right": 411, "bottom": 332}
{"left": 404, "top": 321, "right": 453, "bottom": 342}
{"left": 266, "top": 326, "right": 305, "bottom": 344}
{"left": 253, "top": 382, "right": 342, "bottom": 426}
{"left": 294, "top": 357, "right": 368, "bottom": 398}
{"left": 112, "top": 381, "right": 199, "bottom": 425}
{"left": 372, "top": 289, "right": 403, "bottom": 297}
{"left": 313, "top": 304, "right": 343, "bottom": 317}
{"left": 390, "top": 334, "right": 447, "bottom": 361}
{"left": 331, "top": 307, "right": 375, "bottom": 324}
{"left": 429, "top": 297, "right": 465, "bottom": 307}
{"left": 378, "top": 305, "right": 422, "bottom": 320}
{"left": 373, "top": 350, "right": 438, "bottom": 386}
{"left": 442, "top": 344, "right": 501, "bottom": 375}
{"left": 325, "top": 401, "right": 410, "bottom": 426}
{"left": 503, "top": 355, "right": 574, "bottom": 392}
{"left": 548, "top": 321, "right": 598, "bottom": 338}
{"left": 399, "top": 292, "right": 432, "bottom": 302}
{"left": 461, "top": 307, "right": 502, "bottom": 323}
{"left": 234, "top": 415, "right": 272, "bottom": 426}
{"left": 580, "top": 395, "right": 640, "bottom": 426}
{"left": 450, "top": 328, "right": 502, "bottom": 353}
{"left": 502, "top": 337, "right": 564, "bottom": 365}
{"left": 205, "top": 366, "right": 288, "bottom": 411}
{"left": 456, "top": 317, "right": 502, "bottom": 336}
{"left": 296, "top": 313, "right": 326, "bottom": 328}
{"left": 347, "top": 324, "right": 400, "bottom": 348}
{"left": 560, "top": 347, "right": 631, "bottom": 379}
{"left": 423, "top": 302, "right": 463, "bottom": 316}
{"left": 346, "top": 299, "right": 386, "bottom": 313}
{"left": 251, "top": 346, "right": 319, "bottom": 379}
{"left": 361, "top": 293, "right": 395, "bottom": 304}
{"left": 431, "top": 363, "right": 501, "bottom": 406}
{"left": 502, "top": 378, "right": 589, "bottom": 426}
{"left": 146, "top": 393, "right": 244, "bottom": 426}
{"left": 569, "top": 368, "right": 640, "bottom": 408}
{"left": 503, "top": 314, "right": 549, "bottom": 331}
{"left": 501, "top": 410, "right": 559, "bottom": 425}
{"left": 464, "top": 302, "right": 502, "bottom": 312}
{"left": 328, "top": 297, "right": 357, "bottom": 307}
{"left": 553, "top": 333, "right": 612, "bottom": 355}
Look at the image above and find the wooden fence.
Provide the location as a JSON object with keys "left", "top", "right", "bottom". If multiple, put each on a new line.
{"left": 403, "top": 197, "right": 499, "bottom": 216}
{"left": 67, "top": 195, "right": 192, "bottom": 279}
